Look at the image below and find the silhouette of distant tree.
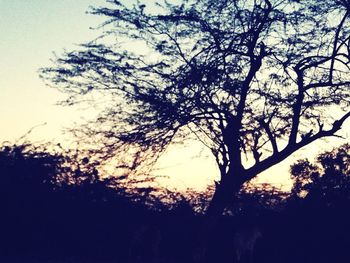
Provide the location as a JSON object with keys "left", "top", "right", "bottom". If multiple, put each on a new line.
{"left": 40, "top": 0, "right": 350, "bottom": 215}
{"left": 0, "top": 143, "right": 63, "bottom": 190}
{"left": 290, "top": 143, "right": 350, "bottom": 206}
{"left": 286, "top": 144, "right": 350, "bottom": 263}
{"left": 0, "top": 142, "right": 201, "bottom": 261}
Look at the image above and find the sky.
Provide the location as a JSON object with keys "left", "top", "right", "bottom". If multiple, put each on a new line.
{"left": 1, "top": 0, "right": 349, "bottom": 191}
{"left": 0, "top": 0, "right": 105, "bottom": 142}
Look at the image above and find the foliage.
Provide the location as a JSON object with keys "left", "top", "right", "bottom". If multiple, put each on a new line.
{"left": 2, "top": 142, "right": 350, "bottom": 262}
{"left": 290, "top": 143, "right": 350, "bottom": 205}
{"left": 235, "top": 183, "right": 289, "bottom": 214}
{"left": 0, "top": 141, "right": 201, "bottom": 261}
{"left": 40, "top": 0, "right": 350, "bottom": 214}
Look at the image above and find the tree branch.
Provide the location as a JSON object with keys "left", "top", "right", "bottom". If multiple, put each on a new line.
{"left": 247, "top": 110, "right": 350, "bottom": 179}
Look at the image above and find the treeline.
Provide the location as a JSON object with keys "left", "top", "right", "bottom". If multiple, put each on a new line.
{"left": 0, "top": 142, "right": 350, "bottom": 262}
{"left": 0, "top": 142, "right": 203, "bottom": 262}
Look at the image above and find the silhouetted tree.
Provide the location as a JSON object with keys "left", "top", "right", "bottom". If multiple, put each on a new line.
{"left": 41, "top": 0, "right": 350, "bottom": 215}
{"left": 286, "top": 144, "right": 350, "bottom": 263}
{"left": 0, "top": 142, "right": 66, "bottom": 259}
{"left": 0, "top": 142, "right": 201, "bottom": 261}
{"left": 290, "top": 143, "right": 350, "bottom": 206}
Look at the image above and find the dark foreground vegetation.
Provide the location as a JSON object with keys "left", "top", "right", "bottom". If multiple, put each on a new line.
{"left": 1, "top": 142, "right": 350, "bottom": 263}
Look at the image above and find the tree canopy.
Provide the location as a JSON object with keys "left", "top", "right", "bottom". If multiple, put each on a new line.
{"left": 290, "top": 143, "right": 350, "bottom": 205}
{"left": 41, "top": 0, "right": 350, "bottom": 214}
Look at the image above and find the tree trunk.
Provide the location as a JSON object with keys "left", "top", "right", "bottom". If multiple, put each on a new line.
{"left": 194, "top": 174, "right": 247, "bottom": 262}
{"left": 206, "top": 172, "right": 246, "bottom": 216}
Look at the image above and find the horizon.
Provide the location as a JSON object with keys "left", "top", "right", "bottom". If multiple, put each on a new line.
{"left": 1, "top": 0, "right": 349, "bottom": 192}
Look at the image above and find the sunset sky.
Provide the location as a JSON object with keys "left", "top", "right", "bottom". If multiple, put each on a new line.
{"left": 1, "top": 0, "right": 349, "bottom": 191}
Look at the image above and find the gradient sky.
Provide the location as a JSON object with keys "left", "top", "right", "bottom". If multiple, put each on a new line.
{"left": 0, "top": 0, "right": 105, "bottom": 142}
{"left": 1, "top": 0, "right": 349, "bottom": 191}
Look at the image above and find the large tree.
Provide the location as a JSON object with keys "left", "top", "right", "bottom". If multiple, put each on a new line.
{"left": 41, "top": 0, "right": 350, "bottom": 215}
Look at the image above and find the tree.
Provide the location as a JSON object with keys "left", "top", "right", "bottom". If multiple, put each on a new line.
{"left": 290, "top": 143, "right": 350, "bottom": 206}
{"left": 40, "top": 0, "right": 350, "bottom": 215}
{"left": 287, "top": 144, "right": 350, "bottom": 263}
